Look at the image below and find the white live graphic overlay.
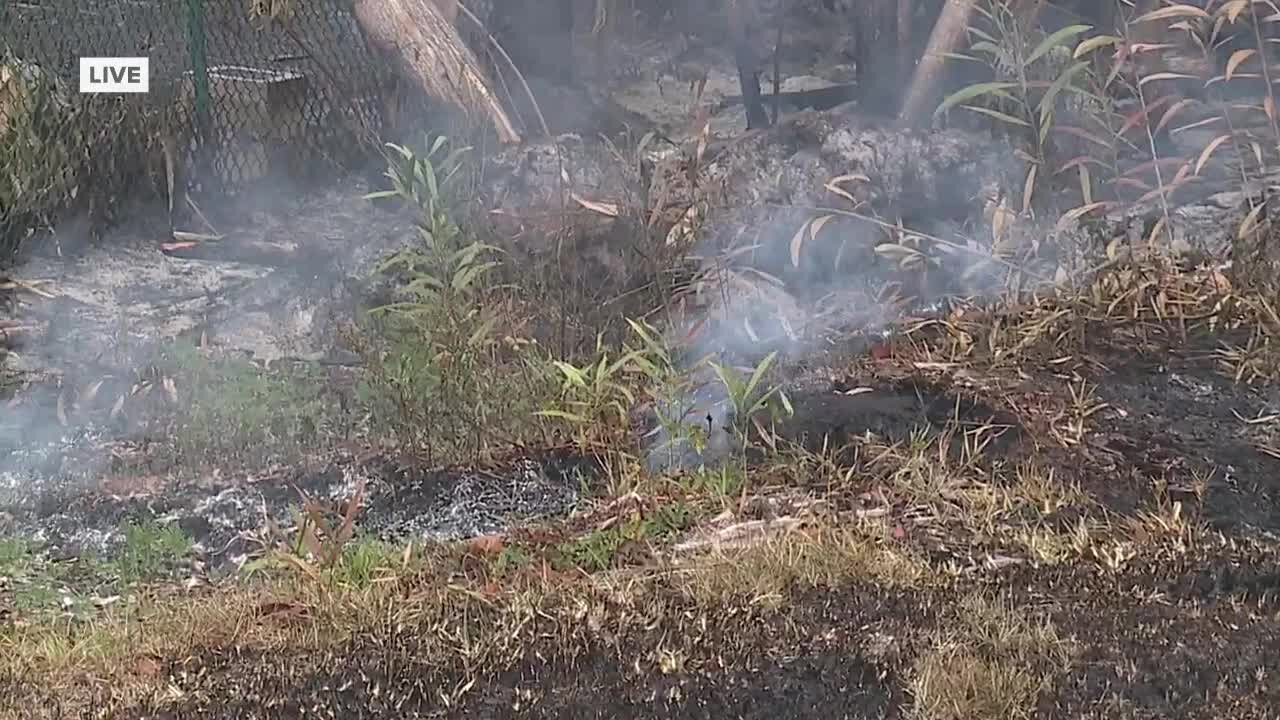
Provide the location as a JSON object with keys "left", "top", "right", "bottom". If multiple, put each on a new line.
{"left": 79, "top": 57, "right": 150, "bottom": 93}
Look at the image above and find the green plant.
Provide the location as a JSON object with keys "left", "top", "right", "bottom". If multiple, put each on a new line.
{"left": 555, "top": 526, "right": 629, "bottom": 572}
{"left": 681, "top": 464, "right": 746, "bottom": 499}
{"left": 365, "top": 133, "right": 472, "bottom": 251}
{"left": 538, "top": 317, "right": 706, "bottom": 455}
{"left": 624, "top": 318, "right": 713, "bottom": 458}
{"left": 554, "top": 501, "right": 694, "bottom": 572}
{"left": 332, "top": 537, "right": 401, "bottom": 589}
{"left": 492, "top": 544, "right": 531, "bottom": 576}
{"left": 708, "top": 350, "right": 792, "bottom": 452}
{"left": 153, "top": 342, "right": 340, "bottom": 465}
{"left": 113, "top": 520, "right": 193, "bottom": 585}
{"left": 537, "top": 333, "right": 637, "bottom": 449}
{"left": 938, "top": 1, "right": 1096, "bottom": 208}
{"left": 644, "top": 501, "right": 693, "bottom": 537}
{"left": 356, "top": 134, "right": 552, "bottom": 462}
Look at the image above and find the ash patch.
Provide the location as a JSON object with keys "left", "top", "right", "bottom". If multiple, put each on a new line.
{"left": 0, "top": 454, "right": 592, "bottom": 571}
{"left": 358, "top": 454, "right": 593, "bottom": 541}
{"left": 0, "top": 461, "right": 350, "bottom": 567}
{"left": 3, "top": 179, "right": 416, "bottom": 390}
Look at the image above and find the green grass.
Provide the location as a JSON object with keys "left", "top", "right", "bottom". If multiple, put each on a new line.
{"left": 0, "top": 521, "right": 193, "bottom": 619}
{"left": 553, "top": 501, "right": 694, "bottom": 572}
{"left": 113, "top": 520, "right": 192, "bottom": 585}
{"left": 157, "top": 342, "right": 347, "bottom": 466}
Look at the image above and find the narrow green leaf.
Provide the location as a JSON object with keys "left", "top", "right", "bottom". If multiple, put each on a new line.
{"left": 962, "top": 104, "right": 1033, "bottom": 127}
{"left": 935, "top": 82, "right": 1019, "bottom": 117}
{"left": 743, "top": 351, "right": 778, "bottom": 401}
{"left": 1027, "top": 24, "right": 1092, "bottom": 66}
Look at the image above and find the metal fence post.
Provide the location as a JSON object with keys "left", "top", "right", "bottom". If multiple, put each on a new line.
{"left": 185, "top": 0, "right": 212, "bottom": 204}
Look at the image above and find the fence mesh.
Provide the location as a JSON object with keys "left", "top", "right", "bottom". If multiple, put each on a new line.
{"left": 1, "top": 0, "right": 393, "bottom": 255}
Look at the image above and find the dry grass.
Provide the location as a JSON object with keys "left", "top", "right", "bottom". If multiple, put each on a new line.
{"left": 0, "top": 519, "right": 933, "bottom": 711}
{"left": 910, "top": 593, "right": 1072, "bottom": 720}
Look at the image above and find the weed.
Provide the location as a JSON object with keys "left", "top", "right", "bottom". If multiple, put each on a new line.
{"left": 366, "top": 134, "right": 473, "bottom": 244}
{"left": 538, "top": 317, "right": 694, "bottom": 455}
{"left": 555, "top": 526, "right": 629, "bottom": 572}
{"left": 356, "top": 134, "right": 556, "bottom": 463}
{"left": 643, "top": 501, "right": 692, "bottom": 538}
{"left": 112, "top": 520, "right": 192, "bottom": 585}
{"left": 538, "top": 334, "right": 638, "bottom": 450}
{"left": 155, "top": 342, "right": 341, "bottom": 466}
{"left": 940, "top": 2, "right": 1097, "bottom": 213}
{"left": 332, "top": 537, "right": 402, "bottom": 590}
{"left": 492, "top": 544, "right": 531, "bottom": 576}
{"left": 0, "top": 537, "right": 30, "bottom": 571}
{"left": 553, "top": 501, "right": 691, "bottom": 571}
{"left": 679, "top": 464, "right": 746, "bottom": 500}
{"left": 708, "top": 350, "right": 793, "bottom": 449}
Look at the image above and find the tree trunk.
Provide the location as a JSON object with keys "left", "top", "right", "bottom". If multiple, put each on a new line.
{"left": 897, "top": 0, "right": 977, "bottom": 127}
{"left": 853, "top": 0, "right": 900, "bottom": 115}
{"left": 728, "top": 0, "right": 771, "bottom": 129}
{"left": 350, "top": 0, "right": 520, "bottom": 144}
{"left": 897, "top": 0, "right": 914, "bottom": 95}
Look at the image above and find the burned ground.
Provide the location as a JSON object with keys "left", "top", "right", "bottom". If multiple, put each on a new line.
{"left": 5, "top": 292, "right": 1280, "bottom": 719}
{"left": 6, "top": 3, "right": 1280, "bottom": 719}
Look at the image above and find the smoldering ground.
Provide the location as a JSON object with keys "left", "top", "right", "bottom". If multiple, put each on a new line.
{"left": 4, "top": 4, "right": 1280, "bottom": 720}
{"left": 2, "top": 0, "right": 1263, "bottom": 548}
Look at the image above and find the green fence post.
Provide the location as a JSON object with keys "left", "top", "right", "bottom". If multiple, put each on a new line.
{"left": 185, "top": 0, "right": 211, "bottom": 200}
{"left": 186, "top": 0, "right": 210, "bottom": 135}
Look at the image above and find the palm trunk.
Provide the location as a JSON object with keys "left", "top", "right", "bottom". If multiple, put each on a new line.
{"left": 897, "top": 0, "right": 978, "bottom": 127}
{"left": 351, "top": 0, "right": 520, "bottom": 144}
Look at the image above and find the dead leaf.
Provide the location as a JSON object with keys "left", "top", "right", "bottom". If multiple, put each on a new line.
{"left": 789, "top": 214, "right": 834, "bottom": 267}
{"left": 255, "top": 600, "right": 312, "bottom": 622}
{"left": 571, "top": 193, "right": 619, "bottom": 217}
{"left": 467, "top": 534, "right": 505, "bottom": 556}
{"left": 1135, "top": 4, "right": 1209, "bottom": 23}
{"left": 82, "top": 379, "right": 105, "bottom": 407}
{"left": 1195, "top": 134, "right": 1232, "bottom": 175}
{"left": 824, "top": 173, "right": 869, "bottom": 206}
{"left": 1225, "top": 48, "right": 1257, "bottom": 81}
{"left": 132, "top": 656, "right": 162, "bottom": 678}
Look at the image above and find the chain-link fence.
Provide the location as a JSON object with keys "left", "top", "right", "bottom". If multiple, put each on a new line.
{"left": 1, "top": 0, "right": 394, "bottom": 256}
